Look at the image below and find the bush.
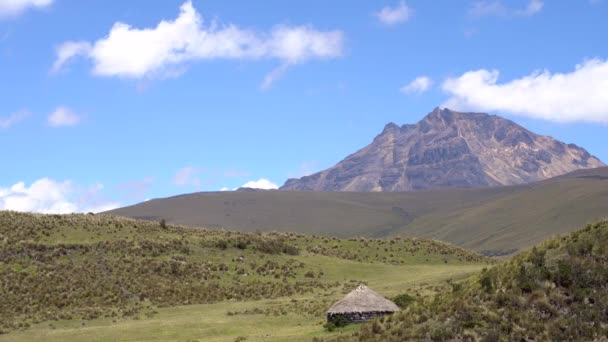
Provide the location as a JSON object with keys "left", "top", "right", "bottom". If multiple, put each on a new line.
{"left": 283, "top": 245, "right": 300, "bottom": 255}
{"left": 254, "top": 240, "right": 284, "bottom": 254}
{"left": 215, "top": 240, "right": 228, "bottom": 250}
{"left": 235, "top": 240, "right": 248, "bottom": 250}
{"left": 479, "top": 273, "right": 493, "bottom": 293}
{"left": 323, "top": 322, "right": 337, "bottom": 332}
{"left": 393, "top": 293, "right": 415, "bottom": 308}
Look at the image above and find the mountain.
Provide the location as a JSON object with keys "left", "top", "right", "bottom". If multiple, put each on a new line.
{"left": 105, "top": 167, "right": 608, "bottom": 255}
{"left": 281, "top": 108, "right": 604, "bottom": 191}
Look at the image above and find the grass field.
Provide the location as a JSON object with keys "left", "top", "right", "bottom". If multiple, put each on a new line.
{"left": 107, "top": 167, "right": 608, "bottom": 255}
{"left": 0, "top": 211, "right": 488, "bottom": 341}
{"left": 1, "top": 261, "right": 484, "bottom": 342}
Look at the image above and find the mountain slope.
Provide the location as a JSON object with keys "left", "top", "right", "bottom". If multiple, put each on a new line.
{"left": 281, "top": 108, "right": 604, "bottom": 191}
{"left": 335, "top": 220, "right": 608, "bottom": 341}
{"left": 106, "top": 167, "right": 608, "bottom": 255}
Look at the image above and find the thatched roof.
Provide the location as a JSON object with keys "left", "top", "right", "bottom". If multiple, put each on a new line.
{"left": 327, "top": 285, "right": 400, "bottom": 314}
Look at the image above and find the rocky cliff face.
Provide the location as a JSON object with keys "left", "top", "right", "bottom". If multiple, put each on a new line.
{"left": 281, "top": 108, "right": 604, "bottom": 191}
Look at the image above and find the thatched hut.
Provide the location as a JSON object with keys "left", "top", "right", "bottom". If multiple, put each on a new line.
{"left": 326, "top": 285, "right": 400, "bottom": 324}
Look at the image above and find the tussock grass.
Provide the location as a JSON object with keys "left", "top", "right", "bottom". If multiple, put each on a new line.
{"left": 326, "top": 220, "right": 608, "bottom": 341}
{"left": 0, "top": 211, "right": 487, "bottom": 335}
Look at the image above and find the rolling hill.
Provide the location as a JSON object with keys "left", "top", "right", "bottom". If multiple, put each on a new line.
{"left": 107, "top": 167, "right": 608, "bottom": 255}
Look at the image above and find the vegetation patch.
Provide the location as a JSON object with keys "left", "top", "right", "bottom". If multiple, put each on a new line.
{"left": 0, "top": 211, "right": 488, "bottom": 335}
{"left": 324, "top": 221, "right": 608, "bottom": 341}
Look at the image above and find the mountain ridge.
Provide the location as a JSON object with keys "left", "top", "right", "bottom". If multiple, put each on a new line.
{"left": 281, "top": 108, "right": 604, "bottom": 191}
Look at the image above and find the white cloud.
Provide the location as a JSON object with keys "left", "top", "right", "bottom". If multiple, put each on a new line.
{"left": 220, "top": 178, "right": 278, "bottom": 191}
{"left": 375, "top": 1, "right": 412, "bottom": 26}
{"left": 53, "top": 1, "right": 344, "bottom": 85}
{"left": 0, "top": 0, "right": 53, "bottom": 18}
{"left": 0, "top": 110, "right": 29, "bottom": 128}
{"left": 400, "top": 76, "right": 433, "bottom": 94}
{"left": 470, "top": 0, "right": 543, "bottom": 17}
{"left": 0, "top": 178, "right": 120, "bottom": 214}
{"left": 172, "top": 166, "right": 201, "bottom": 189}
{"left": 47, "top": 106, "right": 81, "bottom": 127}
{"left": 442, "top": 58, "right": 608, "bottom": 123}
{"left": 522, "top": 0, "right": 544, "bottom": 15}
{"left": 51, "top": 41, "right": 92, "bottom": 73}
{"left": 241, "top": 178, "right": 278, "bottom": 190}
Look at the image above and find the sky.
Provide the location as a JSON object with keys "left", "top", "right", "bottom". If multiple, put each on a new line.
{"left": 0, "top": 0, "right": 607, "bottom": 213}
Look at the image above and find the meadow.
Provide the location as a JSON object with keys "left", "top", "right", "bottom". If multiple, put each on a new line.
{"left": 0, "top": 211, "right": 488, "bottom": 341}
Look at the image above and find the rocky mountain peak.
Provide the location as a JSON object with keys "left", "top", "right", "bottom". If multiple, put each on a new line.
{"left": 281, "top": 108, "right": 604, "bottom": 192}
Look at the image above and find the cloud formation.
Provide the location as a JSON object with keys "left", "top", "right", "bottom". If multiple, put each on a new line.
{"left": 220, "top": 178, "right": 279, "bottom": 191}
{"left": 401, "top": 76, "right": 433, "bottom": 94}
{"left": 0, "top": 110, "right": 29, "bottom": 128}
{"left": 53, "top": 1, "right": 344, "bottom": 87}
{"left": 0, "top": 178, "right": 119, "bottom": 214}
{"left": 241, "top": 178, "right": 278, "bottom": 190}
{"left": 375, "top": 1, "right": 412, "bottom": 25}
{"left": 47, "top": 106, "right": 81, "bottom": 127}
{"left": 0, "top": 0, "right": 52, "bottom": 18}
{"left": 51, "top": 41, "right": 92, "bottom": 73}
{"left": 442, "top": 58, "right": 608, "bottom": 123}
{"left": 470, "top": 0, "right": 543, "bottom": 17}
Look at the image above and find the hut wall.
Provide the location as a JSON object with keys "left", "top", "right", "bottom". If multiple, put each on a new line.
{"left": 327, "top": 311, "right": 394, "bottom": 324}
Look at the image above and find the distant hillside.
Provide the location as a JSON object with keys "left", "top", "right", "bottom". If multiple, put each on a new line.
{"left": 0, "top": 211, "right": 486, "bottom": 334}
{"left": 282, "top": 108, "right": 604, "bottom": 191}
{"left": 331, "top": 220, "right": 608, "bottom": 341}
{"left": 107, "top": 167, "right": 608, "bottom": 255}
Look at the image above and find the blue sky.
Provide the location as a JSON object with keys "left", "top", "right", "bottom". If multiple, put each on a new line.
{"left": 0, "top": 0, "right": 606, "bottom": 213}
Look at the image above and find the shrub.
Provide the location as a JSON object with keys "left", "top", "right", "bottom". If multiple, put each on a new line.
{"left": 283, "top": 245, "right": 300, "bottom": 255}
{"left": 333, "top": 315, "right": 349, "bottom": 328}
{"left": 324, "top": 322, "right": 337, "bottom": 332}
{"left": 235, "top": 240, "right": 248, "bottom": 250}
{"left": 393, "top": 293, "right": 416, "bottom": 308}
{"left": 479, "top": 273, "right": 493, "bottom": 293}
{"left": 215, "top": 240, "right": 228, "bottom": 250}
{"left": 254, "top": 240, "right": 283, "bottom": 254}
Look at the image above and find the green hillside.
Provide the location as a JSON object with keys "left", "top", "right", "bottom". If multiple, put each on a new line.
{"left": 107, "top": 167, "right": 608, "bottom": 255}
{"left": 0, "top": 211, "right": 488, "bottom": 341}
{"left": 328, "top": 220, "right": 608, "bottom": 341}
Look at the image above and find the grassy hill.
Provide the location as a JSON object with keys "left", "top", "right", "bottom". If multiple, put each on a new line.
{"left": 107, "top": 167, "right": 608, "bottom": 255}
{"left": 326, "top": 220, "right": 608, "bottom": 341}
{"left": 0, "top": 211, "right": 488, "bottom": 341}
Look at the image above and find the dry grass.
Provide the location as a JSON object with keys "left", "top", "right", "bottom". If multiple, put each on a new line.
{"left": 0, "top": 211, "right": 488, "bottom": 337}
{"left": 325, "top": 220, "right": 608, "bottom": 341}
